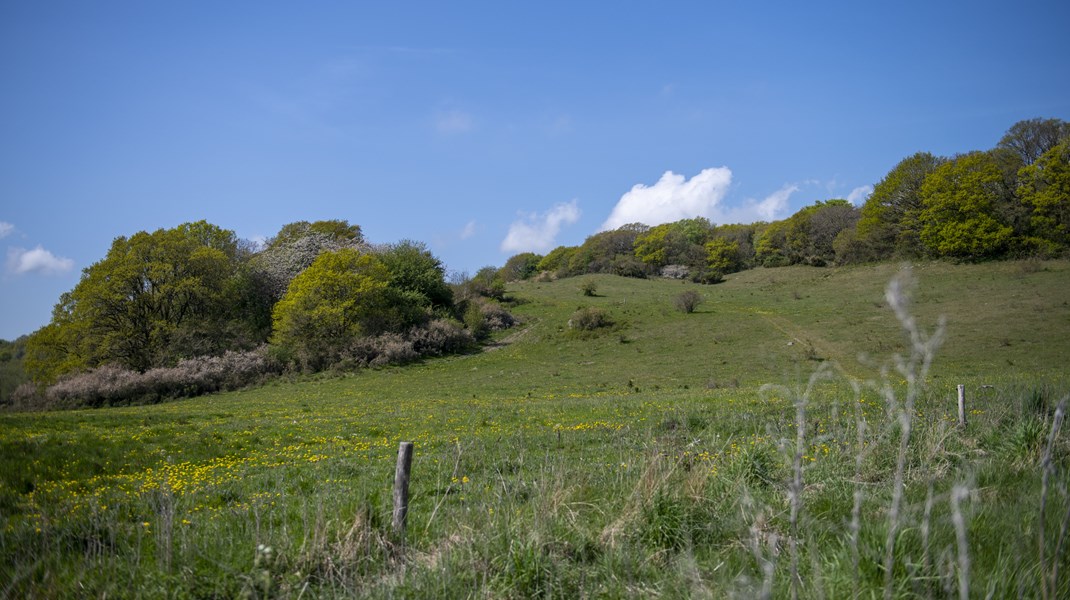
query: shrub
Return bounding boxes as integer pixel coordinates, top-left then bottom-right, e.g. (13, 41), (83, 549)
(660, 264), (690, 279)
(610, 254), (649, 278)
(342, 320), (475, 369)
(690, 269), (724, 285)
(580, 280), (598, 296)
(674, 290), (703, 313)
(568, 307), (613, 331)
(38, 347), (282, 409)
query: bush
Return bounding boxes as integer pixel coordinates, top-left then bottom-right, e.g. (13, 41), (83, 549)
(610, 254), (649, 278)
(690, 269), (724, 285)
(659, 264), (690, 279)
(462, 300), (517, 340)
(341, 320), (476, 369)
(674, 291), (703, 313)
(568, 307), (613, 331)
(38, 348), (282, 409)
(580, 280), (598, 296)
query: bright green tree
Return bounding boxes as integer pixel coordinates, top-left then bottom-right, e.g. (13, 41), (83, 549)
(633, 218), (712, 268)
(1017, 139), (1070, 250)
(26, 221), (251, 380)
(754, 220), (791, 267)
(705, 237), (743, 273)
(918, 152), (1016, 259)
(271, 249), (418, 371)
(536, 246), (578, 275)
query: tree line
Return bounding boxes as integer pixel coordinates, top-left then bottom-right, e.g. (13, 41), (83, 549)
(6, 220), (509, 408)
(496, 117), (1070, 284)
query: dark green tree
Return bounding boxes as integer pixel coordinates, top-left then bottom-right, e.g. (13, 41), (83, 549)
(856, 152), (946, 258)
(499, 252), (543, 282)
(378, 241), (454, 310)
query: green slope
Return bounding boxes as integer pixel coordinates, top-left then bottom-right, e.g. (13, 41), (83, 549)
(2, 260), (1069, 598)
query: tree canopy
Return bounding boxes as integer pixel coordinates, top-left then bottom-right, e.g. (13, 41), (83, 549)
(26, 221), (258, 381)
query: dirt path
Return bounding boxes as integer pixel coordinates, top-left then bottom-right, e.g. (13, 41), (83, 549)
(484, 320), (537, 351)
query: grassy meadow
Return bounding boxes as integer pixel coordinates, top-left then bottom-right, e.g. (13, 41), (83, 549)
(2, 260), (1070, 598)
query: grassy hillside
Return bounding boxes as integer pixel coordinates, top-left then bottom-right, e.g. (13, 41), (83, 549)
(2, 260), (1069, 597)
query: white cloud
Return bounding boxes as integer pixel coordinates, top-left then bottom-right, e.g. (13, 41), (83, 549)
(847, 185), (873, 205)
(435, 110), (473, 134)
(0, 221), (13, 239)
(459, 221), (477, 240)
(714, 183), (799, 224)
(600, 168), (733, 231)
(501, 201), (580, 253)
(6, 246), (75, 276)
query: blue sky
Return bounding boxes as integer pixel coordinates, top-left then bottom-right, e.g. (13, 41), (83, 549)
(2, 1), (1069, 340)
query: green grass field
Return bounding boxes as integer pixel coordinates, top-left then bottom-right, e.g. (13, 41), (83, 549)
(2, 260), (1070, 598)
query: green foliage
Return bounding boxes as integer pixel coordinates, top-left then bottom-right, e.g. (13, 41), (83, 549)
(705, 237), (743, 273)
(377, 240), (454, 310)
(857, 152), (946, 259)
(499, 252), (543, 282)
(1017, 140), (1070, 249)
(754, 220), (791, 267)
(569, 225), (647, 275)
(580, 280), (597, 296)
(918, 151), (1017, 260)
(633, 218), (712, 269)
(469, 266), (507, 300)
(26, 221), (258, 381)
(0, 338), (29, 406)
(759, 200), (861, 267)
(536, 246), (578, 275)
(271, 249), (420, 371)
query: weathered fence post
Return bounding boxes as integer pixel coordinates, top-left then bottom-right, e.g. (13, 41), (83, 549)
(392, 441), (414, 536)
(957, 384), (967, 428)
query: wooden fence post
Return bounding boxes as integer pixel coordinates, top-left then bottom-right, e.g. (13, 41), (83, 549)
(393, 442), (414, 536)
(957, 385), (967, 428)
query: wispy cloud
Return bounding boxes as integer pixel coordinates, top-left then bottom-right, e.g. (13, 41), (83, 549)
(847, 185), (873, 205)
(601, 168), (733, 231)
(435, 109), (474, 134)
(501, 201), (580, 253)
(716, 183), (799, 224)
(460, 221), (477, 240)
(0, 221), (13, 239)
(6, 246), (75, 276)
